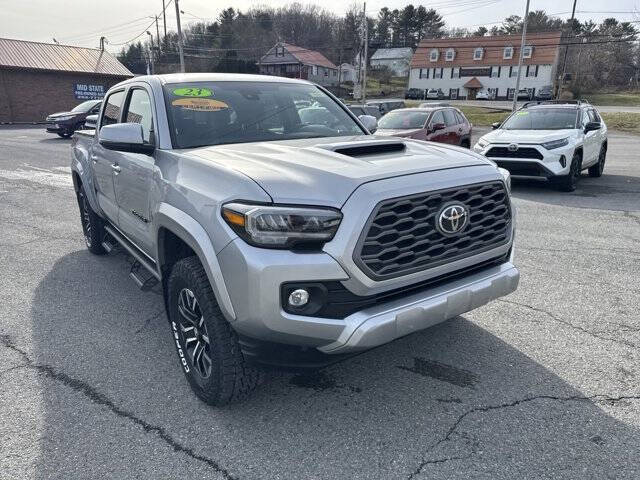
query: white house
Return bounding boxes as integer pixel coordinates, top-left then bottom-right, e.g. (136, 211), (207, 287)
(338, 63), (357, 83)
(370, 48), (413, 77)
(408, 32), (562, 100)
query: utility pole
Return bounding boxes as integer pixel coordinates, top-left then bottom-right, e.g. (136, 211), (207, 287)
(558, 0), (577, 98)
(146, 31), (155, 74)
(512, 0), (530, 111)
(174, 0), (185, 72)
(362, 2), (368, 103)
(162, 0), (167, 37)
(155, 15), (161, 50)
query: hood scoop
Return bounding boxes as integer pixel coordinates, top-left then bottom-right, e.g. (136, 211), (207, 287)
(318, 139), (407, 158)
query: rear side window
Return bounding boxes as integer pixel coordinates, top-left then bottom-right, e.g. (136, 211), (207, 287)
(350, 107), (364, 116)
(124, 89), (154, 144)
(443, 109), (457, 126)
(454, 110), (466, 124)
(101, 90), (125, 128)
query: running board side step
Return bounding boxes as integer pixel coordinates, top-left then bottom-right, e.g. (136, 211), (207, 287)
(103, 224), (161, 284)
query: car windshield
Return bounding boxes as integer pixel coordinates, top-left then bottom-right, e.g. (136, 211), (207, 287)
(71, 100), (100, 112)
(163, 81), (364, 148)
(500, 108), (578, 130)
(378, 111), (430, 129)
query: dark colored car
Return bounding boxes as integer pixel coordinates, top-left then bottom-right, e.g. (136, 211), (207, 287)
(365, 99), (406, 116)
(535, 85), (554, 101)
(375, 107), (472, 148)
(346, 104), (383, 119)
(405, 88), (425, 100)
(46, 99), (102, 138)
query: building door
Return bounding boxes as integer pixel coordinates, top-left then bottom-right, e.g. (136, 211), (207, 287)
(449, 88), (458, 99)
(467, 88), (479, 100)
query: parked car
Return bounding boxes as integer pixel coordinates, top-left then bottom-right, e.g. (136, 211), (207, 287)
(474, 100), (607, 191)
(71, 73), (517, 405)
(46, 99), (102, 138)
(476, 90), (495, 101)
(405, 88), (425, 100)
(426, 88), (445, 100)
(346, 104), (382, 119)
(516, 88), (532, 100)
(376, 107), (473, 148)
(365, 99), (406, 115)
(535, 85), (554, 101)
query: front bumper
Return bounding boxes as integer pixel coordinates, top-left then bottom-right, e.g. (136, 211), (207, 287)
(474, 143), (575, 177)
(218, 237), (518, 356)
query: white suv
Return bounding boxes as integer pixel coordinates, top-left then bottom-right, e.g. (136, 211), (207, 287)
(473, 101), (608, 191)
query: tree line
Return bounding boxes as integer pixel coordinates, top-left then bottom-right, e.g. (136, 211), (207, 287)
(116, 3), (639, 92)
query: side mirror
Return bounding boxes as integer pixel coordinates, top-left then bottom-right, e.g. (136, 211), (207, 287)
(491, 122), (501, 130)
(84, 114), (98, 129)
(99, 123), (154, 154)
(359, 114), (378, 133)
(584, 121), (601, 133)
(429, 122), (445, 133)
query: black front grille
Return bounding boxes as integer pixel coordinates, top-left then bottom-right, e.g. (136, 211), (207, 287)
(354, 181), (511, 280)
(486, 146), (543, 160)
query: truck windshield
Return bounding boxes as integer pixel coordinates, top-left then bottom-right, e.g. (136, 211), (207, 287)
(378, 111), (430, 129)
(501, 108), (578, 130)
(163, 81), (365, 148)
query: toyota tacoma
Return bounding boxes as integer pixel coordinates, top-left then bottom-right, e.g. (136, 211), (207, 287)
(71, 73), (519, 405)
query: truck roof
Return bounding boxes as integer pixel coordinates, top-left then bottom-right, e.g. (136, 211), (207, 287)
(117, 73), (313, 87)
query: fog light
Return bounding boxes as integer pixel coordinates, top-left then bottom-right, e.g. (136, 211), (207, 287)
(288, 289), (309, 307)
(559, 155), (566, 168)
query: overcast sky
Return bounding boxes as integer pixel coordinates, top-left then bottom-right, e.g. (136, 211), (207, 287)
(1, 0), (638, 54)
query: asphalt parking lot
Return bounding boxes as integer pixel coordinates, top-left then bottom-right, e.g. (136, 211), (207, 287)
(1, 126), (639, 479)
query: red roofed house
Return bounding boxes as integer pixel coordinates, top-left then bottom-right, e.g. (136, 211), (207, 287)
(258, 42), (339, 87)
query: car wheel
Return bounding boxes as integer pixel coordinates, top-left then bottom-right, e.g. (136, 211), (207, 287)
(553, 151), (582, 192)
(460, 139), (470, 148)
(588, 145), (606, 178)
(77, 187), (107, 254)
(58, 132), (72, 138)
(167, 256), (263, 406)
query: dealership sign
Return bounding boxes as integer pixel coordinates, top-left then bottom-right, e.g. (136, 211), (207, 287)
(459, 67), (492, 77)
(74, 83), (106, 100)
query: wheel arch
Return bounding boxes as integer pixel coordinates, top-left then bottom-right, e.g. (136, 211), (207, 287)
(155, 203), (236, 322)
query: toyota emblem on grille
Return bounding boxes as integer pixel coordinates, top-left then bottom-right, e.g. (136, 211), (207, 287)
(437, 204), (469, 235)
(507, 143), (519, 152)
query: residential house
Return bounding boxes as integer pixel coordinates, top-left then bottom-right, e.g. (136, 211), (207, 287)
(370, 48), (413, 77)
(258, 43), (339, 87)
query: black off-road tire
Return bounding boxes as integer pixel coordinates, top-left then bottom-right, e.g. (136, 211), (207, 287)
(77, 187), (107, 255)
(553, 151), (582, 192)
(460, 139), (470, 149)
(167, 256), (263, 406)
(588, 145), (607, 178)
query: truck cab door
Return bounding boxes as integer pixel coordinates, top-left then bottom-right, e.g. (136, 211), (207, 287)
(93, 89), (126, 224)
(112, 87), (157, 255)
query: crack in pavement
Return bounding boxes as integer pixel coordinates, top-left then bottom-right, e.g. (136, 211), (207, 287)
(0, 334), (238, 480)
(498, 299), (639, 349)
(408, 392), (640, 479)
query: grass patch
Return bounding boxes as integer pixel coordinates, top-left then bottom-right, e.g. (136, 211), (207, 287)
(584, 92), (640, 107)
(601, 112), (640, 135)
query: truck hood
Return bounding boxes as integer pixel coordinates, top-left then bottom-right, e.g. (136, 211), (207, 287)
(481, 129), (575, 144)
(375, 128), (422, 138)
(185, 136), (492, 208)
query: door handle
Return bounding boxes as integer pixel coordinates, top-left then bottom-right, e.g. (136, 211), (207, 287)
(111, 164), (121, 174)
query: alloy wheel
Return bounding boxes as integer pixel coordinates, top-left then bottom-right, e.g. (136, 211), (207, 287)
(80, 193), (92, 247)
(177, 288), (212, 379)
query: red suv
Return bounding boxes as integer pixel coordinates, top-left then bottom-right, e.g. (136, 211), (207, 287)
(375, 107), (472, 148)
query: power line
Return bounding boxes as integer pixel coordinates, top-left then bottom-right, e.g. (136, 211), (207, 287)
(110, 0), (175, 46)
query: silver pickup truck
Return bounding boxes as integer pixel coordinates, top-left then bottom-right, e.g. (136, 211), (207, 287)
(71, 73), (519, 405)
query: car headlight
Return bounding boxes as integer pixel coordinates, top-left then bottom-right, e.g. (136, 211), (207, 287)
(53, 116), (74, 122)
(222, 203), (342, 249)
(541, 137), (569, 150)
(477, 138), (489, 148)
(498, 167), (511, 193)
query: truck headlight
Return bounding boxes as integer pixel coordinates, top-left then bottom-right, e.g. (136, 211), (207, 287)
(473, 138), (489, 152)
(222, 203), (342, 249)
(498, 167), (511, 193)
(541, 137), (568, 150)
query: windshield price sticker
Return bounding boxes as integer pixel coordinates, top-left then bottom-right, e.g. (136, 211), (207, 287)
(172, 98), (229, 111)
(172, 87), (213, 97)
(515, 111), (529, 116)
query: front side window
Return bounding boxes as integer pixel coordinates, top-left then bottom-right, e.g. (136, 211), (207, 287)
(163, 81), (364, 149)
(429, 110), (445, 127)
(501, 108), (579, 130)
(378, 111), (431, 129)
(101, 90), (125, 128)
(443, 109), (458, 126)
(125, 89), (154, 144)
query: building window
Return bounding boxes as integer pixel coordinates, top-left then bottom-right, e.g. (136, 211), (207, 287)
(445, 48), (455, 61)
(503, 46), (514, 59)
(449, 88), (459, 99)
(419, 68), (429, 79)
(434, 67), (443, 79)
(491, 66), (500, 78)
(473, 47), (484, 60)
(430, 49), (439, 62)
(526, 65), (538, 77)
(509, 66), (519, 77)
(276, 46), (285, 57)
(488, 87), (498, 98)
(451, 67), (460, 79)
(507, 88), (515, 100)
(523, 45), (533, 58)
